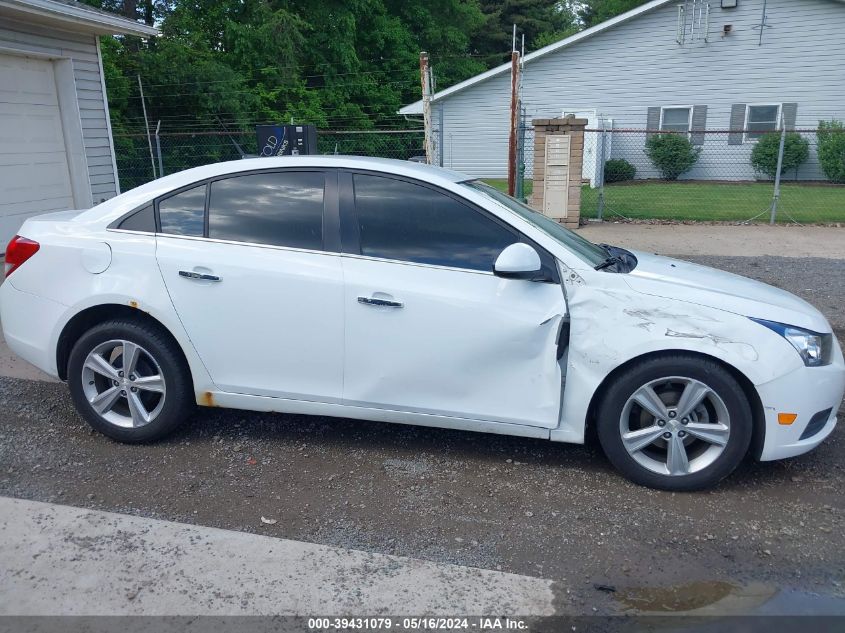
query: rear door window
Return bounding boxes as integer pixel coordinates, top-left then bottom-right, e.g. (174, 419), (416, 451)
(208, 171), (325, 250)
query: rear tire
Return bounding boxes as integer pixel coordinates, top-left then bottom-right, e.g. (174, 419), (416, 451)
(67, 319), (194, 443)
(597, 354), (752, 491)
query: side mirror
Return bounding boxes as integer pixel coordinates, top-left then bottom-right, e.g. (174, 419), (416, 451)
(494, 243), (543, 280)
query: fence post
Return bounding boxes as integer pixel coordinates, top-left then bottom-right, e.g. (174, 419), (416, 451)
(769, 111), (787, 224)
(515, 107), (526, 201)
(596, 123), (607, 221)
(154, 120), (164, 178)
(137, 75), (156, 180)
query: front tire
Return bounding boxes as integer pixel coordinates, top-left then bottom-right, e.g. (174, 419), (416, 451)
(67, 319), (194, 443)
(597, 354), (752, 491)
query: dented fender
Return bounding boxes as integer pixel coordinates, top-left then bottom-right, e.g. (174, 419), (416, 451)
(552, 274), (804, 444)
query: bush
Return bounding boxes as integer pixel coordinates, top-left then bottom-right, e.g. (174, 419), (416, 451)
(603, 159), (636, 183)
(644, 133), (701, 180)
(817, 120), (845, 183)
(750, 131), (809, 179)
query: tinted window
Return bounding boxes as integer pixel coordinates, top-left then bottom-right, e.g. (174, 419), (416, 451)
(463, 180), (607, 268)
(159, 184), (206, 236)
(118, 204), (155, 232)
(353, 174), (516, 271)
(208, 172), (324, 249)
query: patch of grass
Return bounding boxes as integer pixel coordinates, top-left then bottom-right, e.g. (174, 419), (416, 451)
(483, 178), (845, 223)
(581, 181), (845, 223)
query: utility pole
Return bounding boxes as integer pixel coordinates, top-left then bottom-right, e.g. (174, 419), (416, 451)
(507, 25), (521, 196)
(419, 52), (435, 165)
(137, 75), (156, 180)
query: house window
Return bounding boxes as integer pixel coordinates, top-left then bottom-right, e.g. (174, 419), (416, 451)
(660, 107), (692, 133)
(745, 104), (781, 141)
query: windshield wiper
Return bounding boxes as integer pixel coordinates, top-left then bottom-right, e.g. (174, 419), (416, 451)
(594, 256), (623, 271)
(594, 243), (638, 272)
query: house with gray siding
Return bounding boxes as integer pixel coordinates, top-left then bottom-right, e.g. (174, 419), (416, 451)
(0, 0), (158, 246)
(400, 0), (845, 182)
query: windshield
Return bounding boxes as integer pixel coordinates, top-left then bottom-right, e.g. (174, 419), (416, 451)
(462, 180), (608, 267)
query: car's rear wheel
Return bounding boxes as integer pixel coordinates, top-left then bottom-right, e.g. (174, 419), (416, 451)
(67, 319), (193, 442)
(597, 354), (752, 491)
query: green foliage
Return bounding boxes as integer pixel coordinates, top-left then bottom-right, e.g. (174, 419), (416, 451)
(817, 120), (845, 184)
(88, 0), (490, 137)
(644, 133), (701, 181)
(603, 159), (636, 183)
(750, 132), (809, 179)
(87, 0), (648, 189)
(474, 1), (578, 62)
(85, 0), (645, 140)
(577, 0), (651, 27)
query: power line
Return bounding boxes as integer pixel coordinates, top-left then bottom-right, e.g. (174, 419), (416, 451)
(131, 52), (502, 89)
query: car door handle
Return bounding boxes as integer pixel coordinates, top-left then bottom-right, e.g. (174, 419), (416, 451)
(179, 270), (221, 282)
(358, 296), (403, 308)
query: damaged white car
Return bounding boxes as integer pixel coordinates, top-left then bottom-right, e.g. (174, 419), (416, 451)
(2, 157), (843, 490)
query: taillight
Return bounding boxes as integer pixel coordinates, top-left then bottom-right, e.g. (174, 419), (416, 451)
(4, 236), (40, 278)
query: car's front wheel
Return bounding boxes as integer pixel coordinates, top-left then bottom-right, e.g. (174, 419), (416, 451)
(597, 354), (752, 491)
(67, 319), (194, 442)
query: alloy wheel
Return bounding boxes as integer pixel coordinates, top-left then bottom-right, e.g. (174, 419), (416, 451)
(81, 339), (167, 428)
(619, 376), (731, 476)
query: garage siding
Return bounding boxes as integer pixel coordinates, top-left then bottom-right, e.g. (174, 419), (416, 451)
(0, 17), (117, 202)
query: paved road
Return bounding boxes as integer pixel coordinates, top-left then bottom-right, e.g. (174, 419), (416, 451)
(0, 497), (556, 615)
(0, 254), (843, 615)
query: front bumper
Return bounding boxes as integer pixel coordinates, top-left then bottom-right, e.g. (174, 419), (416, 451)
(756, 336), (845, 461)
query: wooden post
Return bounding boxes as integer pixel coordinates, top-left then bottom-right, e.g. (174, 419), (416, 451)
(419, 52), (435, 164)
(507, 47), (521, 196)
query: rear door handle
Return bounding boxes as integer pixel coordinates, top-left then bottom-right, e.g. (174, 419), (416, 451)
(179, 270), (221, 282)
(358, 296), (403, 308)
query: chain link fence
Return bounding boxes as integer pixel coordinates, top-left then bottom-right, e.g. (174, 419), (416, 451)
(578, 128), (845, 224)
(114, 125), (845, 225)
(114, 129), (425, 191)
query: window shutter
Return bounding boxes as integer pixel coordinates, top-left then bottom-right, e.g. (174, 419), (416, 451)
(728, 104), (746, 145)
(646, 107), (661, 140)
(690, 105), (708, 145)
(782, 103), (798, 130)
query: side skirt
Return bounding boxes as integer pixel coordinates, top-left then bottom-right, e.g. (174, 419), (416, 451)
(197, 391), (552, 440)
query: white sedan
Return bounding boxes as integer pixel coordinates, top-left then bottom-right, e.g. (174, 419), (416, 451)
(1, 157), (842, 490)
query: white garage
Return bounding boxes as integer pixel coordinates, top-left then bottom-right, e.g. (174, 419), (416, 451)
(0, 55), (76, 242)
(0, 0), (158, 248)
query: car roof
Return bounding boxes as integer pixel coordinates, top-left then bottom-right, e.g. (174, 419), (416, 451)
(82, 156), (473, 224)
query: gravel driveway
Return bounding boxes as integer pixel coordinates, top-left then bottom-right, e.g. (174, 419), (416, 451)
(0, 254), (843, 615)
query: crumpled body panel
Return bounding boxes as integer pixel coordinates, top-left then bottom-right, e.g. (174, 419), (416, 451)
(343, 256), (567, 428)
(552, 273), (804, 443)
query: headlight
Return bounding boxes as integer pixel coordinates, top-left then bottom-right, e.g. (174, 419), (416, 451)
(750, 318), (831, 367)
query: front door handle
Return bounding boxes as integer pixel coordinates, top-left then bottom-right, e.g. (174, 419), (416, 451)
(358, 296), (403, 308)
(179, 270), (221, 282)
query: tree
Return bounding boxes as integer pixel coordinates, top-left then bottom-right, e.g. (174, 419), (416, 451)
(578, 0), (651, 27)
(472, 0), (578, 62)
(84, 0), (490, 136)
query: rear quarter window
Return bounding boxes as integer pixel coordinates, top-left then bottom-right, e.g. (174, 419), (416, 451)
(116, 204), (155, 232)
(158, 184), (207, 237)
